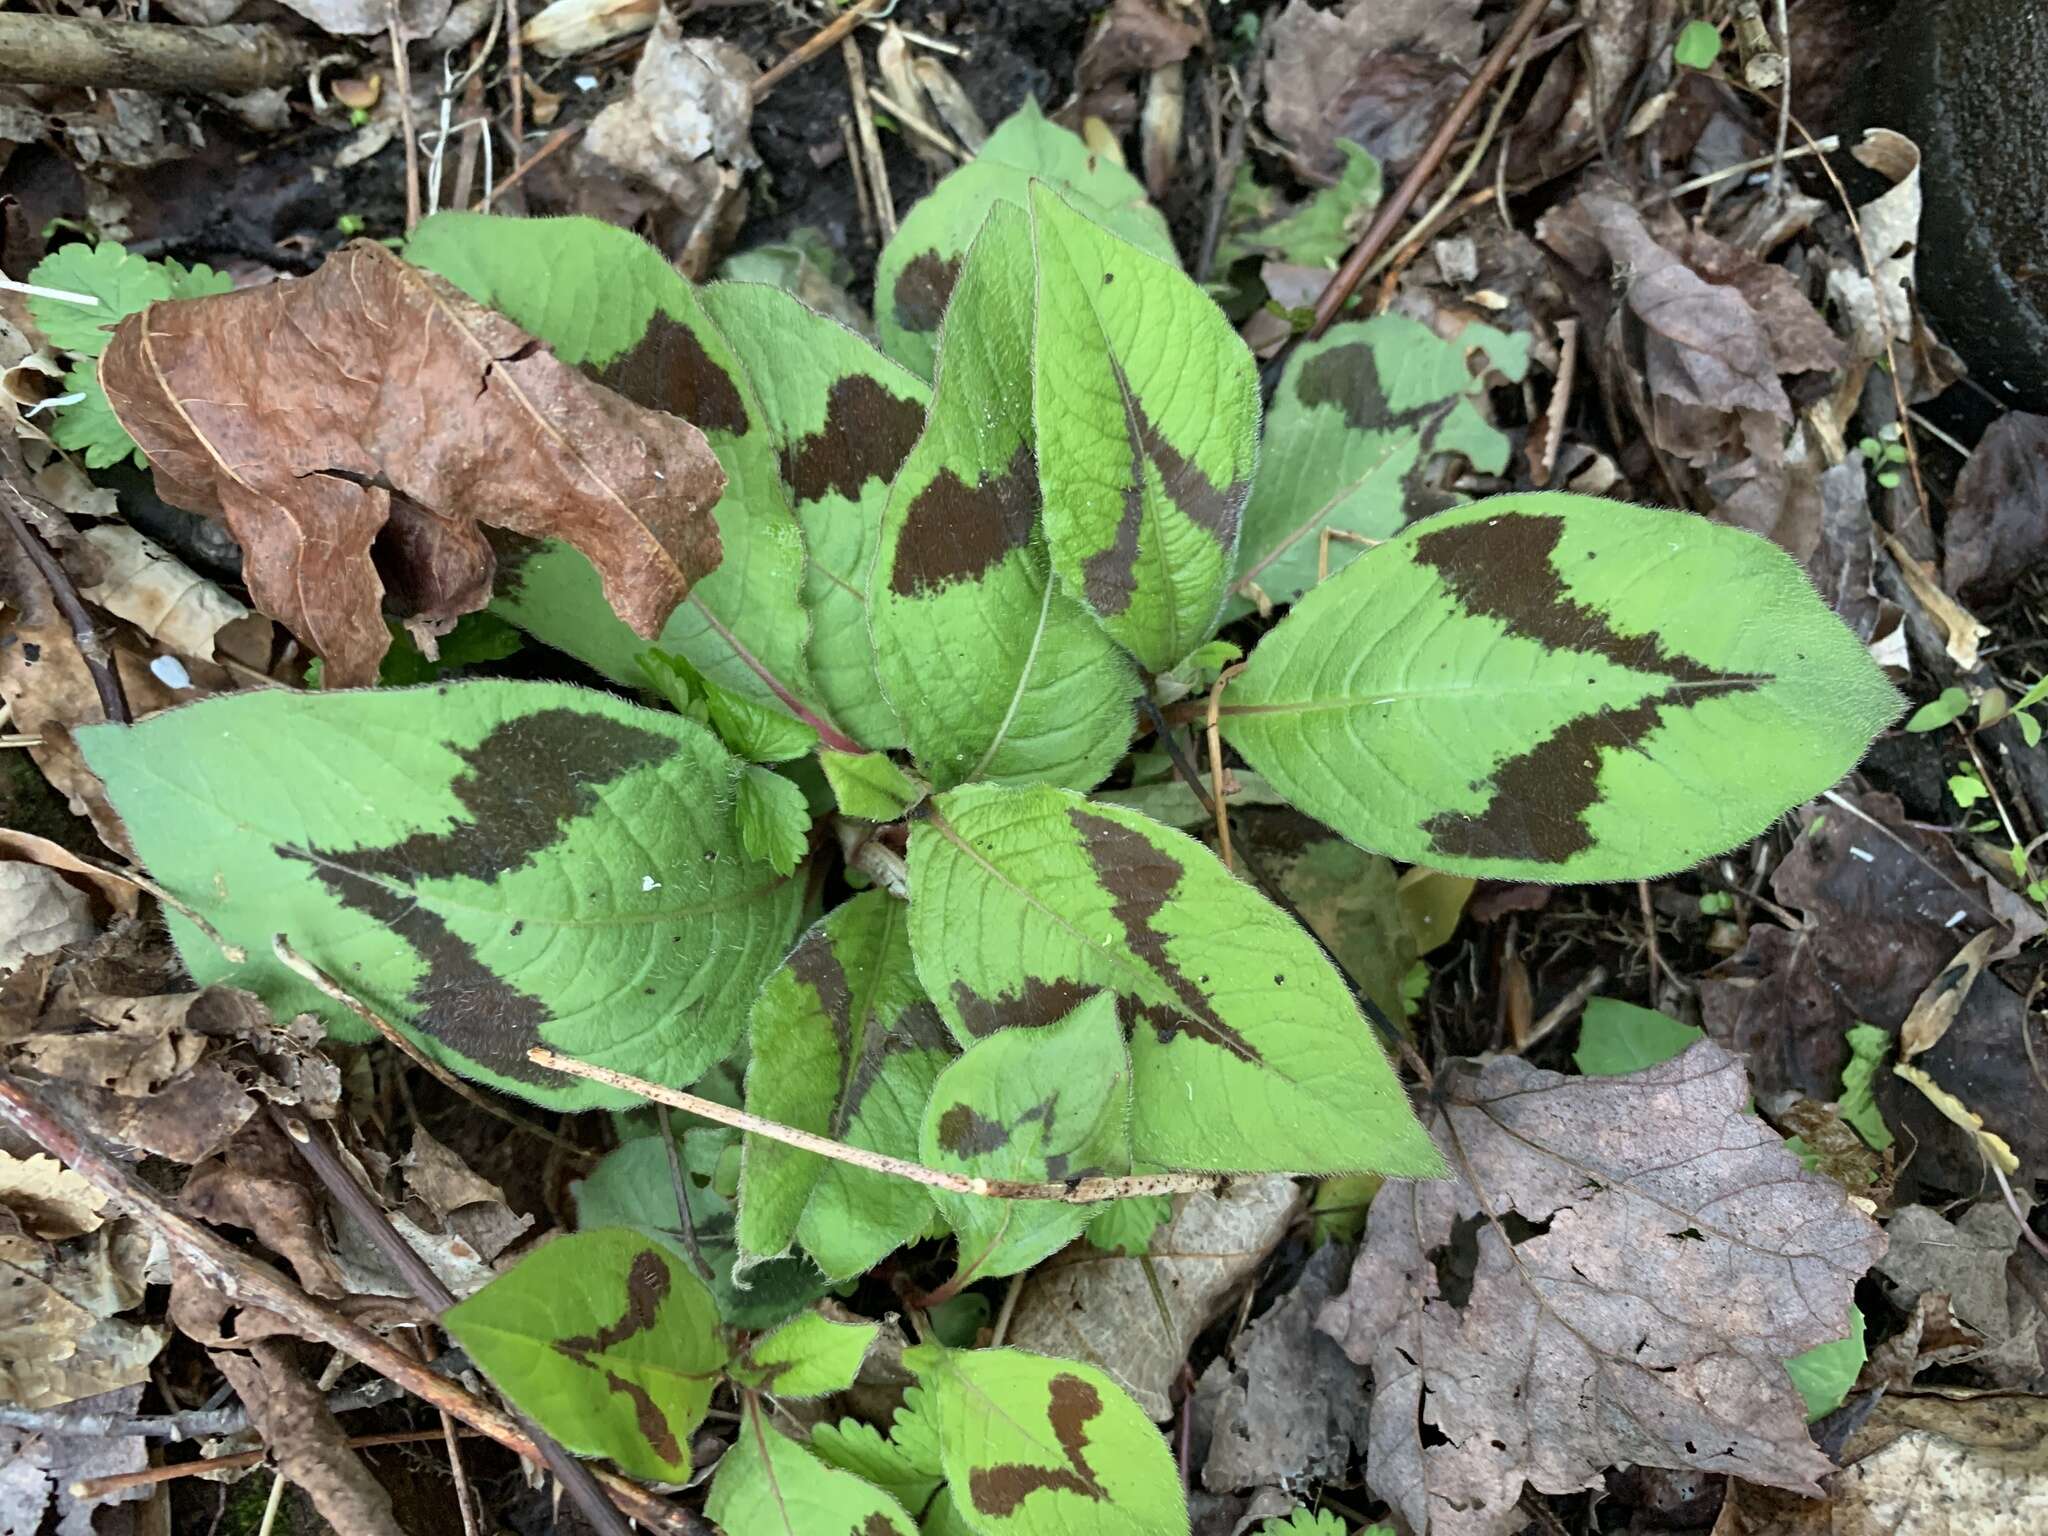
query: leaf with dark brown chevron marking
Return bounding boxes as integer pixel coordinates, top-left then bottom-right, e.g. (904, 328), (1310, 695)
(79, 682), (804, 1111)
(1222, 494), (1901, 882)
(871, 201), (1137, 794)
(706, 1399), (918, 1536)
(905, 1345), (1185, 1536)
(876, 99), (1178, 379)
(1232, 314), (1527, 615)
(443, 1230), (723, 1483)
(919, 992), (1131, 1286)
(738, 893), (954, 1280)
(906, 782), (1441, 1177)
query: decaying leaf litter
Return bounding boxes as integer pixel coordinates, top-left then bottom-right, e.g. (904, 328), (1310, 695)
(1, 3), (2046, 1535)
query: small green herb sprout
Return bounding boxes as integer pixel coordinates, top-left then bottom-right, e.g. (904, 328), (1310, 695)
(1674, 19), (1723, 71)
(1857, 424), (1909, 488)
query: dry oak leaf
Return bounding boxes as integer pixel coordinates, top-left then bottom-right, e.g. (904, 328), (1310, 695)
(100, 241), (725, 687)
(1318, 1043), (1885, 1536)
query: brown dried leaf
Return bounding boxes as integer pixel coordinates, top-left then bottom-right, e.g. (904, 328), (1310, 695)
(181, 1118), (347, 1301)
(212, 1340), (403, 1536)
(66, 524), (270, 664)
(1004, 1175), (1301, 1422)
(1319, 1044), (1885, 1536)
(0, 1151), (106, 1240)
(401, 1125), (531, 1264)
(1876, 1202), (2043, 1385)
(0, 864), (93, 972)
(0, 1385), (151, 1536)
(101, 241), (726, 686)
(0, 1227), (166, 1409)
(1942, 411), (2048, 604)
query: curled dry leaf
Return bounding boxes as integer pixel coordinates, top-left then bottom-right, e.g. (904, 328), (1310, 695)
(0, 1151), (107, 1240)
(68, 524), (268, 664)
(211, 1340), (403, 1536)
(521, 0), (659, 60)
(0, 865), (94, 973)
(1318, 1043), (1884, 1536)
(1942, 410), (2048, 604)
(100, 241), (726, 687)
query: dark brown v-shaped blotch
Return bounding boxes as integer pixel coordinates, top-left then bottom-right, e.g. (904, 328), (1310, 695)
(552, 1248), (685, 1466)
(968, 1373), (1111, 1517)
(593, 308), (751, 435)
(894, 251), (964, 334)
(1080, 357), (1243, 617)
(1413, 511), (1762, 863)
(778, 375), (927, 504)
(282, 709), (676, 1082)
(889, 442), (1039, 597)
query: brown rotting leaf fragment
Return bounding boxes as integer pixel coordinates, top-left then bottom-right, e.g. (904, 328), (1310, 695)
(99, 242), (727, 687)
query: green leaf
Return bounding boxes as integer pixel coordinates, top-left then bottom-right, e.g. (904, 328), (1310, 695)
(810, 1392), (945, 1515)
(727, 1311), (879, 1397)
(2012, 676), (2048, 715)
(739, 765), (813, 875)
(699, 281), (929, 745)
(1673, 19), (1722, 70)
(919, 1488), (983, 1536)
(907, 783), (1441, 1176)
(408, 212), (926, 748)
(27, 242), (232, 468)
(922, 992), (1132, 1285)
(1905, 686), (1971, 732)
(1031, 183), (1259, 673)
(1572, 997), (1706, 1077)
(1308, 1173), (1380, 1247)
(738, 893), (952, 1278)
(1221, 495), (1901, 882)
(642, 649), (819, 762)
(1785, 1305), (1865, 1421)
(1837, 1022), (1895, 1150)
(903, 1344), (1189, 1536)
(77, 681), (804, 1109)
(1232, 316), (1524, 615)
(441, 1229), (722, 1482)
(876, 100), (1178, 377)
(707, 1400), (917, 1536)
(1215, 140), (1381, 271)
(1948, 770), (1989, 808)
(821, 749), (927, 822)
(2019, 711), (2042, 748)
(870, 202), (1138, 793)
(1084, 1194), (1172, 1256)
(572, 1130), (829, 1329)
(1255, 1511), (1360, 1536)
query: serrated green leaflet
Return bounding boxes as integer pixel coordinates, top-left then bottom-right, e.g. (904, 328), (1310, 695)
(811, 1390), (944, 1515)
(29, 241), (231, 467)
(1232, 315), (1525, 616)
(1222, 494), (1901, 881)
(727, 1311), (878, 1397)
(737, 764), (812, 874)
(904, 1344), (1188, 1536)
(641, 648), (819, 762)
(699, 281), (926, 746)
(907, 784), (1441, 1175)
(876, 99), (1177, 377)
(572, 1131), (827, 1329)
(441, 1229), (722, 1482)
(872, 203), (1137, 793)
(708, 1400), (917, 1536)
(77, 682), (803, 1109)
(739, 893), (952, 1278)
(922, 992), (1132, 1286)
(1255, 1512), (1359, 1536)
(408, 212), (926, 748)
(1030, 184), (1260, 673)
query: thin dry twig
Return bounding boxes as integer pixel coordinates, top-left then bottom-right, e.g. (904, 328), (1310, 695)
(0, 474), (129, 725)
(840, 112), (876, 243)
(272, 936), (588, 1157)
(388, 4), (422, 234)
(500, 0), (525, 199)
(655, 1103), (717, 1286)
(1205, 663), (1248, 871)
(844, 36), (896, 240)
(0, 1074), (704, 1536)
(1310, 0), (1550, 336)
(751, 0), (888, 100)
(529, 1048), (1230, 1203)
(72, 1427), (486, 1500)
(1767, 0), (1793, 202)
(1530, 316), (1578, 486)
(1515, 965), (1610, 1056)
(473, 121), (580, 209)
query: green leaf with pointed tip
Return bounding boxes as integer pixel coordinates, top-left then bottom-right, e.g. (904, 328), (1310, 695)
(642, 648), (819, 762)
(903, 1344), (1188, 1536)
(1222, 494), (1902, 882)
(441, 1229), (722, 1482)
(1215, 140), (1381, 272)
(409, 212), (925, 748)
(1573, 998), (1706, 1077)
(572, 1131), (829, 1329)
(922, 993), (1132, 1285)
(1231, 315), (1525, 616)
(727, 1311), (879, 1397)
(821, 749), (927, 822)
(77, 681), (803, 1109)
(906, 783), (1441, 1176)
(876, 100), (1177, 377)
(810, 1393), (944, 1515)
(872, 202), (1138, 793)
(707, 1400), (917, 1536)
(699, 281), (927, 746)
(739, 893), (952, 1278)
(1031, 184), (1259, 672)
(1904, 686), (1970, 732)
(738, 764), (813, 875)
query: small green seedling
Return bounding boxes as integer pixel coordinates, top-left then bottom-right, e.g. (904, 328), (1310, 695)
(1857, 424), (1908, 488)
